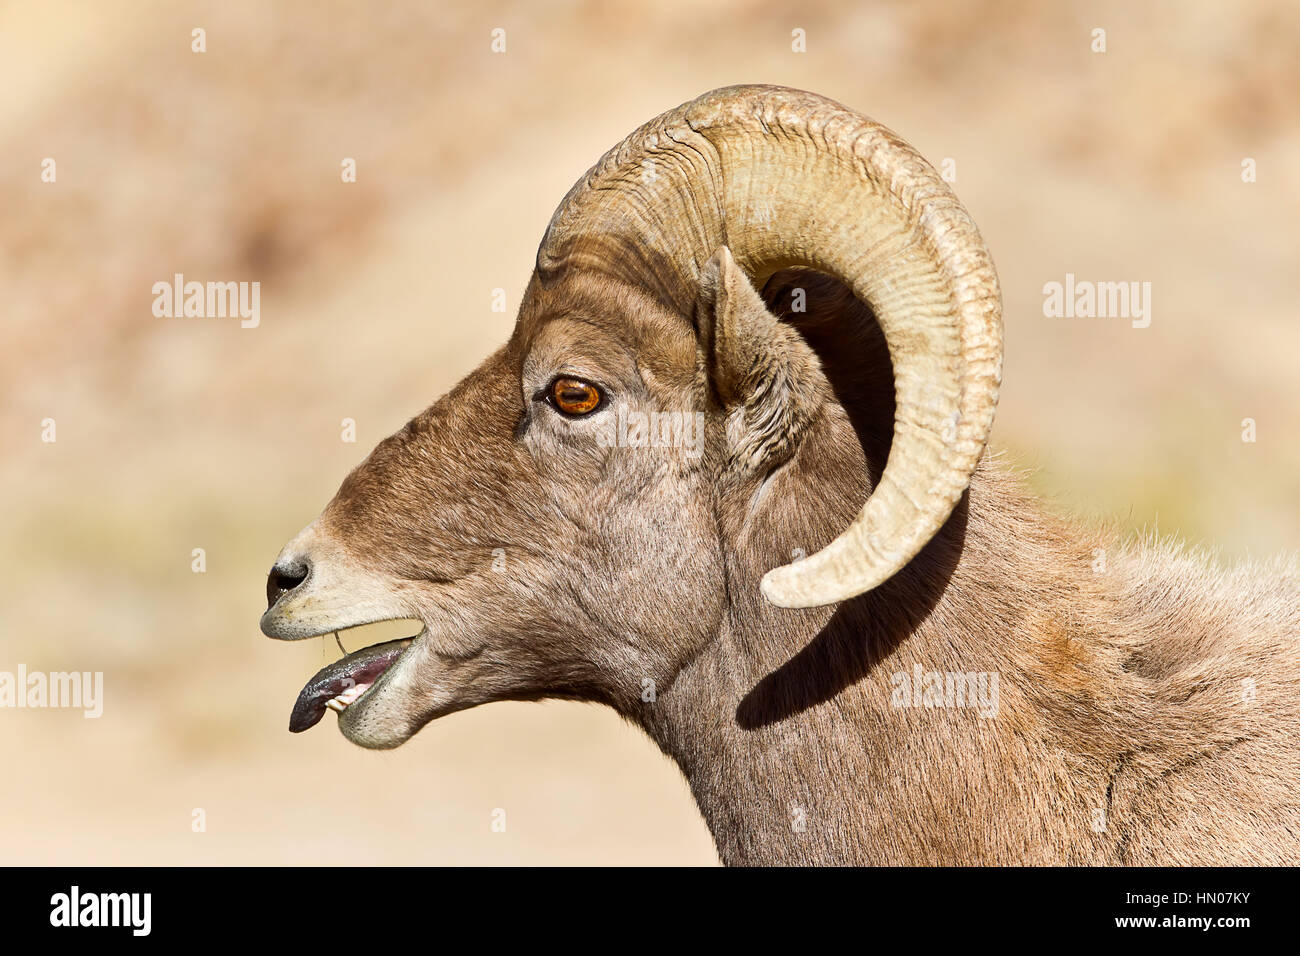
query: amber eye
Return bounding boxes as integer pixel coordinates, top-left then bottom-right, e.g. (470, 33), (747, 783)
(548, 377), (604, 416)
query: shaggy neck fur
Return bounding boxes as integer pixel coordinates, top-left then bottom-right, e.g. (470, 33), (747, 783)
(639, 445), (1298, 865)
(634, 290), (1299, 865)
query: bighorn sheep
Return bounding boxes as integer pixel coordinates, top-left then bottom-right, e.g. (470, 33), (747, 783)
(261, 85), (1300, 865)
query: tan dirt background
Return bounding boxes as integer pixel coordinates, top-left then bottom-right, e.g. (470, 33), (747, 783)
(1, 0), (1296, 864)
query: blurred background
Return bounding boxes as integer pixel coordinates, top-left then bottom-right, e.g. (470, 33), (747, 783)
(1, 0), (1296, 864)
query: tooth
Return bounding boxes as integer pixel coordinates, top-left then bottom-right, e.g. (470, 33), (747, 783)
(327, 699), (346, 713)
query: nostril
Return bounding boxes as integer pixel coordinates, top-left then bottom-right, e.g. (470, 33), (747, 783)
(266, 560), (310, 609)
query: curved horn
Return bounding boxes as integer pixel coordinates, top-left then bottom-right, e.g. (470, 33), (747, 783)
(537, 85), (1002, 609)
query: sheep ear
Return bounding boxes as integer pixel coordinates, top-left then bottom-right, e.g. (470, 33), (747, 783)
(697, 246), (822, 470)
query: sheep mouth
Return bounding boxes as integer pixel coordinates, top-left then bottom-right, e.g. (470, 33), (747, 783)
(288, 633), (419, 733)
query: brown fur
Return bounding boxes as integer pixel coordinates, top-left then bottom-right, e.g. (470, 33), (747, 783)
(306, 265), (1298, 865)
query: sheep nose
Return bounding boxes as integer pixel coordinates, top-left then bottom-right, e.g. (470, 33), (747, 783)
(266, 559), (310, 608)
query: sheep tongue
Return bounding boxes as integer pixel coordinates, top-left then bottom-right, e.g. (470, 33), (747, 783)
(288, 638), (412, 733)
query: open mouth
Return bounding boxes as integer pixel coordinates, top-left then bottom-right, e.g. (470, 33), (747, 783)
(288, 623), (423, 733)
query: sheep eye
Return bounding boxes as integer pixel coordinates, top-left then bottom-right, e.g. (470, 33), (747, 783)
(548, 377), (603, 416)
